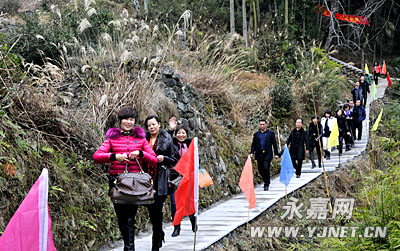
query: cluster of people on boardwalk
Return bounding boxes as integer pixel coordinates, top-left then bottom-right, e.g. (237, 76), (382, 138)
(93, 68), (375, 249)
(93, 107), (196, 251)
(250, 73), (369, 191)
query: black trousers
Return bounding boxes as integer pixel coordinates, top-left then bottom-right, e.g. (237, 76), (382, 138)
(310, 141), (322, 167)
(257, 157), (271, 187)
(363, 92), (368, 108)
(291, 158), (303, 176)
(355, 122), (363, 140)
(110, 176), (166, 250)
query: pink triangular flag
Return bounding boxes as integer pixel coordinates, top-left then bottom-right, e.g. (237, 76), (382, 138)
(0, 169), (57, 251)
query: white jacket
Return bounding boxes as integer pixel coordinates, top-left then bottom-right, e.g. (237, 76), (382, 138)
(321, 116), (336, 133)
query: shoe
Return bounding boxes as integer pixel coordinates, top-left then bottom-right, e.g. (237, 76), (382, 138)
(159, 231), (165, 248)
(345, 145), (351, 151)
(171, 225), (180, 237)
(264, 186), (269, 191)
(296, 175), (300, 178)
(311, 162), (316, 169)
(339, 153), (342, 156)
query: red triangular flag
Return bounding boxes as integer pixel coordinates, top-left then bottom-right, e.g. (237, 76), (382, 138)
(239, 156), (256, 209)
(388, 72), (392, 87)
(382, 61), (387, 75)
(172, 138), (199, 226)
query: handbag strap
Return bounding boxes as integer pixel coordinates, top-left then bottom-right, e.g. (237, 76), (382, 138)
(124, 158), (144, 174)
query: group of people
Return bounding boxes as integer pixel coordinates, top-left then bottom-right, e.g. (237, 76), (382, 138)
(93, 107), (196, 251)
(251, 73), (369, 191)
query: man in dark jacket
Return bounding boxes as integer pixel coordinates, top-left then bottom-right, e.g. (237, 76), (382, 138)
(286, 119), (309, 178)
(250, 119), (279, 191)
(352, 100), (366, 140)
(351, 81), (364, 106)
(308, 116), (323, 169)
(360, 75), (370, 107)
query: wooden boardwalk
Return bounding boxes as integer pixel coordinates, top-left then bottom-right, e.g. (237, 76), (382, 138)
(103, 68), (388, 251)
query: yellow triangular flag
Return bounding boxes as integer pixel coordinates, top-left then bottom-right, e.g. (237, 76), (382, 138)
(364, 63), (370, 75)
(371, 108), (383, 132)
(327, 119), (339, 148)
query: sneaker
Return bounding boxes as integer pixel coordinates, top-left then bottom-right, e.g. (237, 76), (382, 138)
(296, 175), (300, 178)
(264, 186), (269, 191)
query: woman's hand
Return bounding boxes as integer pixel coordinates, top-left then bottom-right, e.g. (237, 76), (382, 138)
(157, 155), (164, 162)
(116, 153), (128, 162)
(129, 150), (140, 160)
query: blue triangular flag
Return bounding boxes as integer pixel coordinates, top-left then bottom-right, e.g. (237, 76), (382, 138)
(279, 147), (294, 187)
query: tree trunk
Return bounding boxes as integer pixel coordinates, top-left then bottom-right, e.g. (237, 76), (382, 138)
(252, 0), (257, 36)
(256, 0), (260, 27)
(324, 0), (337, 51)
(243, 0), (248, 46)
(230, 0), (235, 34)
(144, 0), (149, 16)
(274, 0), (279, 30)
(284, 0), (289, 35)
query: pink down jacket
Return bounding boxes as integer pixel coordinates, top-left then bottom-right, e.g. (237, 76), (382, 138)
(93, 127), (157, 175)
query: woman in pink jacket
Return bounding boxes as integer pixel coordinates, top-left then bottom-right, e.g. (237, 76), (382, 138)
(93, 107), (157, 251)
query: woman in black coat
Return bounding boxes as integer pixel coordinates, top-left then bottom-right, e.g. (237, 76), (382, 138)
(336, 109), (351, 155)
(167, 121), (197, 237)
(285, 119), (309, 178)
(308, 115), (323, 169)
(145, 115), (179, 251)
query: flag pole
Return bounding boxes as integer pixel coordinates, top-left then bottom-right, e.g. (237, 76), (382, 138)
(277, 125), (282, 152)
(285, 185), (288, 200)
(193, 217), (197, 251)
(311, 85), (332, 213)
(246, 207), (250, 232)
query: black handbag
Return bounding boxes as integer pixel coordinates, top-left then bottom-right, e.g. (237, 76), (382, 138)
(109, 159), (155, 205)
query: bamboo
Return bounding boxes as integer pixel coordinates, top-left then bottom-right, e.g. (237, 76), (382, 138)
(311, 85), (332, 213)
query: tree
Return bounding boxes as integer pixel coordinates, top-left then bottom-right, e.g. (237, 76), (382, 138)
(243, 0), (248, 46)
(230, 0), (235, 34)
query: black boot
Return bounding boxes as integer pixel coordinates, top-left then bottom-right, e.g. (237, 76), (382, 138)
(346, 144), (351, 151)
(152, 230), (162, 251)
(159, 230), (165, 248)
(171, 225), (181, 237)
(318, 158), (322, 168)
(125, 218), (135, 251)
(189, 215), (198, 232)
(324, 150), (327, 159)
(326, 151), (330, 160)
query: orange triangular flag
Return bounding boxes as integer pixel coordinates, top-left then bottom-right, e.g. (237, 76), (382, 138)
(239, 156), (256, 209)
(382, 61), (387, 75)
(388, 72), (392, 87)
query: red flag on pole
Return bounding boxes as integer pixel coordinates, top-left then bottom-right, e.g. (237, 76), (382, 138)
(0, 169), (57, 251)
(239, 156), (256, 209)
(382, 61), (387, 75)
(388, 72), (392, 87)
(172, 137), (199, 226)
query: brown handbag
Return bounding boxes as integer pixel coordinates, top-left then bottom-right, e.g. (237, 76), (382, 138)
(109, 159), (155, 205)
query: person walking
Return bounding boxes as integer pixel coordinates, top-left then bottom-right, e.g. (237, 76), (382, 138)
(343, 104), (354, 149)
(351, 81), (364, 106)
(93, 107), (158, 251)
(145, 115), (179, 250)
(360, 75), (370, 107)
(250, 119), (279, 191)
(285, 119), (309, 178)
(336, 109), (351, 155)
(308, 115), (323, 169)
(321, 110), (336, 160)
(373, 61), (380, 86)
(168, 120), (197, 237)
(352, 100), (366, 141)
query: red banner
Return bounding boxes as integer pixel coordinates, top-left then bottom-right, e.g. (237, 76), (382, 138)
(335, 13), (369, 25)
(315, 5), (331, 17)
(315, 5), (369, 26)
